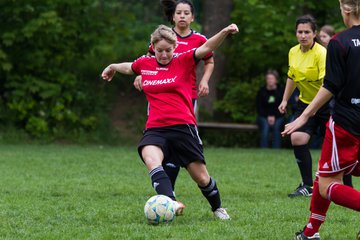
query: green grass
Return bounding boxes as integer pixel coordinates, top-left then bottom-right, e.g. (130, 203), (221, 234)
(0, 144), (358, 239)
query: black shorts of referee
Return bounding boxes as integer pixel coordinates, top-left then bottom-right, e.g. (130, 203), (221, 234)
(138, 124), (205, 168)
(293, 100), (330, 137)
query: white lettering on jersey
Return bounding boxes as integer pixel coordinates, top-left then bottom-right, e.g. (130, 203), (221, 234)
(156, 67), (169, 71)
(351, 98), (360, 104)
(177, 41), (189, 45)
(351, 39), (360, 47)
(141, 70), (158, 75)
(143, 76), (177, 86)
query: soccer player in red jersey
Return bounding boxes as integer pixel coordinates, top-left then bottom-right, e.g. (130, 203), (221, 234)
(133, 0), (215, 193)
(282, 0), (360, 238)
(102, 23), (238, 220)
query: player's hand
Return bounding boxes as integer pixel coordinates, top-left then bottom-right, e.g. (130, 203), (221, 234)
(101, 65), (116, 82)
(281, 115), (308, 137)
(278, 100), (287, 114)
(133, 75), (143, 91)
(198, 80), (209, 97)
(226, 24), (239, 35)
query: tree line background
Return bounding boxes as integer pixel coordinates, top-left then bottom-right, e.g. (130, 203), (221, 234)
(0, 0), (345, 144)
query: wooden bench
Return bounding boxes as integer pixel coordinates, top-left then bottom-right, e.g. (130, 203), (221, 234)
(197, 122), (258, 131)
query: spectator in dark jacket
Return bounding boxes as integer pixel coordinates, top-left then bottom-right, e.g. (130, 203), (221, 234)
(256, 70), (285, 148)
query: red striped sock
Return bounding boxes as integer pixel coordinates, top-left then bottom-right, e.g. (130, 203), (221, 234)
(327, 182), (360, 211)
(304, 177), (330, 237)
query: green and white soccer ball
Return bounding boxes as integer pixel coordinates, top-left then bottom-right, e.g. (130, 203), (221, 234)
(144, 195), (175, 225)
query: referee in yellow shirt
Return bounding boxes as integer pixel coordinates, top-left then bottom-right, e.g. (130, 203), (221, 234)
(279, 15), (329, 198)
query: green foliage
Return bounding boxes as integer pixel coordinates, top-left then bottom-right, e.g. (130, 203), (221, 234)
(0, 0), (162, 140)
(216, 76), (263, 122)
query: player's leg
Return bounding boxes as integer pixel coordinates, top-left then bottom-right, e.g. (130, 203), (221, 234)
(289, 131), (313, 197)
(318, 173), (360, 211)
(296, 119), (360, 239)
(186, 161), (230, 219)
(141, 145), (175, 200)
(296, 175), (332, 239)
(162, 161), (180, 190)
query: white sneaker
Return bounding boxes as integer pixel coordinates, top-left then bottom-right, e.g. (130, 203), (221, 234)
(213, 208), (230, 220)
(173, 200), (186, 216)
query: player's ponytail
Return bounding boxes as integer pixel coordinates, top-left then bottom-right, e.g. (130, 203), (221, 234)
(160, 0), (177, 23)
(356, 0), (360, 17)
(340, 0), (360, 18)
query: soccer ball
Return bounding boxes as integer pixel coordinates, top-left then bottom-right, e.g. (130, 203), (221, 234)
(144, 195), (175, 225)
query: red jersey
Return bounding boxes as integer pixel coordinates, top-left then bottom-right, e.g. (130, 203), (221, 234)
(132, 50), (197, 129)
(149, 29), (213, 99)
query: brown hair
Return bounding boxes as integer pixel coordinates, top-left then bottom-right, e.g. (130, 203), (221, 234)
(320, 25), (335, 37)
(150, 25), (177, 46)
(266, 69), (279, 81)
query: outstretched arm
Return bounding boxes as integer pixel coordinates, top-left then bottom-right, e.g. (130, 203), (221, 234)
(101, 63), (134, 82)
(281, 86), (333, 136)
(195, 24), (239, 60)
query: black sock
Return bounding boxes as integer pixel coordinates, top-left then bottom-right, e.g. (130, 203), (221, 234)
(149, 166), (175, 200)
(199, 177), (221, 212)
(162, 162), (180, 190)
(343, 174), (353, 187)
(293, 144), (313, 186)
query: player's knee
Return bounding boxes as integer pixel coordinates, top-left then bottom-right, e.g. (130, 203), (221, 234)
(318, 183), (328, 199)
(196, 174), (210, 187)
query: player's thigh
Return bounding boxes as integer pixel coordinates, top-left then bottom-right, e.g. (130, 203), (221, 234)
(141, 145), (164, 171)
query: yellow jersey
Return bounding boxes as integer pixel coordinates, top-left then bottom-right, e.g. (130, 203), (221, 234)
(287, 42), (326, 104)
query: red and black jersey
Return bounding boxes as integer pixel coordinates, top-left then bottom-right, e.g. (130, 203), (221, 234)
(131, 49), (197, 129)
(323, 25), (360, 135)
(149, 29), (213, 99)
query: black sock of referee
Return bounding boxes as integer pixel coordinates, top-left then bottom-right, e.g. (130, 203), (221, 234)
(294, 144), (313, 187)
(162, 162), (180, 190)
(149, 166), (175, 201)
(199, 177), (221, 212)
(343, 174), (353, 188)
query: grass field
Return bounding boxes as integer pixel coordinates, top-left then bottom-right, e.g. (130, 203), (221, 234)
(0, 144), (358, 239)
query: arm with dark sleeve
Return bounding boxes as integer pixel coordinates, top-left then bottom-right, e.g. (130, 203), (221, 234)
(322, 39), (346, 95)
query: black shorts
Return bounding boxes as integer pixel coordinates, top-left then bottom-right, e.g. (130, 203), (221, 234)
(294, 100), (330, 136)
(138, 124), (205, 167)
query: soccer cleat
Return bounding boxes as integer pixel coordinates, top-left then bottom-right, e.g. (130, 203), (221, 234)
(357, 230), (360, 240)
(288, 183), (313, 198)
(173, 200), (186, 216)
(213, 208), (230, 220)
(294, 230), (320, 240)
